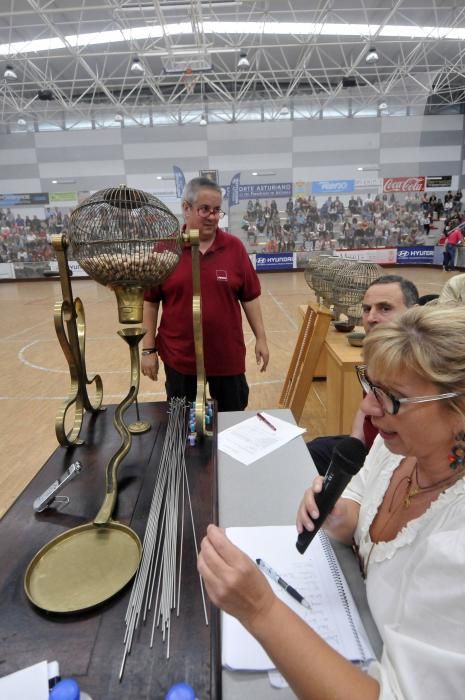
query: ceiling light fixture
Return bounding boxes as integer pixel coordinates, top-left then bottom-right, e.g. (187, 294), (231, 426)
(130, 57), (145, 73)
(378, 101), (388, 110)
(237, 51), (250, 69)
(365, 47), (379, 63)
(4, 65), (17, 80)
(114, 113), (123, 122)
(17, 117), (27, 126)
(199, 113), (207, 126)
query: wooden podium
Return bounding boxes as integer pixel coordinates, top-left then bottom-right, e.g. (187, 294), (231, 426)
(279, 303), (332, 422)
(0, 403), (220, 700)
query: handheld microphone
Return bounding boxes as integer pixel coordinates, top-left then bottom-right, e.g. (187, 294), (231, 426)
(296, 437), (368, 555)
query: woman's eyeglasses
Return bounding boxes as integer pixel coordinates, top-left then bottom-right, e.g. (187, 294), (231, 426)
(193, 205), (225, 219)
(355, 364), (463, 416)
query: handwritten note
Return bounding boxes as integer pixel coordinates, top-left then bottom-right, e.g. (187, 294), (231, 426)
(222, 526), (374, 670)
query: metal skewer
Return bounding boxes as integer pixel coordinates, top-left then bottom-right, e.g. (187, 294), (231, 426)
(119, 398), (208, 681)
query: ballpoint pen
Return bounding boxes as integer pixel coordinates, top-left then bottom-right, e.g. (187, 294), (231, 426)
(256, 412), (277, 431)
(256, 558), (311, 609)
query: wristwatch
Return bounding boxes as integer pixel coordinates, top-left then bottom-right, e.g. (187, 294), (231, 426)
(141, 348), (157, 356)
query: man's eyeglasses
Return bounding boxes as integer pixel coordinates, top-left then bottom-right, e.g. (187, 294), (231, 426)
(193, 205), (225, 219)
(355, 364), (463, 416)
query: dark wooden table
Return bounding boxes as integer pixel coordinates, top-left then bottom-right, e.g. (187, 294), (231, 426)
(0, 402), (220, 700)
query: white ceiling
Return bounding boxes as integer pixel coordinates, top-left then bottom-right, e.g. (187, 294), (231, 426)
(1, 0), (465, 131)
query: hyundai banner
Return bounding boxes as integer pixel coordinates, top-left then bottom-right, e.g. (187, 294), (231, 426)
(312, 179), (354, 194)
(255, 253), (295, 270)
(396, 246), (434, 264)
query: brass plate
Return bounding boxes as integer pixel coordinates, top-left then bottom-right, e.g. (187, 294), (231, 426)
(24, 522), (141, 613)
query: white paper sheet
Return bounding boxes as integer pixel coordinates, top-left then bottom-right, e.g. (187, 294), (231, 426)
(218, 412), (305, 465)
(0, 660), (49, 700)
(222, 526), (375, 671)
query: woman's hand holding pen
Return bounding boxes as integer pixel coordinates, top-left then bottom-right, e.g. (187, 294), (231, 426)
(197, 524), (276, 633)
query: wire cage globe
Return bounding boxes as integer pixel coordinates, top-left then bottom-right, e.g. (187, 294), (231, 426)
(303, 253), (323, 291)
(311, 255), (337, 306)
(319, 257), (352, 307)
(333, 260), (383, 323)
(67, 186), (182, 322)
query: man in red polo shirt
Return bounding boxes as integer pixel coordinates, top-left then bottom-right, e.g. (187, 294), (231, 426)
(141, 177), (269, 411)
(443, 226), (464, 271)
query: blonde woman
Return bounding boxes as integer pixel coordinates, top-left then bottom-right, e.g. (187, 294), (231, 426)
(199, 304), (465, 700)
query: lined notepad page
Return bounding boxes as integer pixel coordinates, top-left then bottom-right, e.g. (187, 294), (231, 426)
(222, 526), (374, 671)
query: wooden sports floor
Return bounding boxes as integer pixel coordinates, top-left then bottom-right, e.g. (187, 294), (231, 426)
(0, 266), (450, 519)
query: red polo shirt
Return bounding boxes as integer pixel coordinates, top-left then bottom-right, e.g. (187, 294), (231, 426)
(144, 228), (261, 375)
(447, 228), (463, 245)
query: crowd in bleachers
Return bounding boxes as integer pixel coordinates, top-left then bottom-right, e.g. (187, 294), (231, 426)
(0, 207), (69, 263)
(240, 190), (464, 253)
(0, 189), (464, 267)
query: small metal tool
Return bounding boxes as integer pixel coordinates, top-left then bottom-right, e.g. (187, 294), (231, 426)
(33, 461), (82, 512)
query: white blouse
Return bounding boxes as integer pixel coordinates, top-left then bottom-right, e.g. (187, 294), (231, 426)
(343, 435), (465, 700)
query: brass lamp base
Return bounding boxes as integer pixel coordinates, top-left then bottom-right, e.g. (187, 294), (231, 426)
(128, 420), (151, 434)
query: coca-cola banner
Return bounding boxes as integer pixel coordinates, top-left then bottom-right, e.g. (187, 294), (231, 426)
(383, 176), (425, 193)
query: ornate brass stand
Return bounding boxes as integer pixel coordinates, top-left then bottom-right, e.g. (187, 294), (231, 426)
(52, 234), (104, 447)
(24, 326), (146, 613)
(183, 229), (211, 438)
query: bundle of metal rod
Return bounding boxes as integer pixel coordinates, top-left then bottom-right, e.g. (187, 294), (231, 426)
(119, 398), (208, 680)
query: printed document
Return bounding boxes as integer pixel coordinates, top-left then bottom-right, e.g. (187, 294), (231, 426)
(218, 412), (305, 465)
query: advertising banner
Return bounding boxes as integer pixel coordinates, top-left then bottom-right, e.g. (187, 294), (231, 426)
(199, 169), (218, 184)
(0, 262), (15, 279)
(172, 166), (186, 198)
(49, 260), (89, 277)
(426, 175), (452, 189)
(334, 248), (398, 264)
(355, 176), (381, 190)
(312, 179), (354, 194)
(239, 182), (292, 199)
(255, 252), (295, 270)
(294, 181), (306, 199)
(49, 192), (78, 203)
(228, 172), (240, 207)
(222, 182), (292, 201)
(0, 192), (49, 206)
(433, 245), (445, 265)
(396, 246), (434, 264)
(383, 177), (425, 193)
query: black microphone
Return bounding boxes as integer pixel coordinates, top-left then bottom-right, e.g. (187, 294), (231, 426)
(296, 437), (368, 554)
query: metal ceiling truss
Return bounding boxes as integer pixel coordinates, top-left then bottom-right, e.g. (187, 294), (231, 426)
(0, 0), (464, 131)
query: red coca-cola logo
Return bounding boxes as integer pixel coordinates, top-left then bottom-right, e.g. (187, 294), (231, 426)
(383, 177), (426, 193)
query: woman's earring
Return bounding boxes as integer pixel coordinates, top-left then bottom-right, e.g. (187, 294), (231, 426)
(448, 431), (465, 470)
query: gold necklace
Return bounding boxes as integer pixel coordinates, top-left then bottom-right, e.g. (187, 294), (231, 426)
(357, 460), (463, 579)
(403, 462), (461, 509)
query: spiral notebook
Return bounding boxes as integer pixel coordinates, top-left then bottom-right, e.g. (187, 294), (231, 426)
(222, 526), (375, 670)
